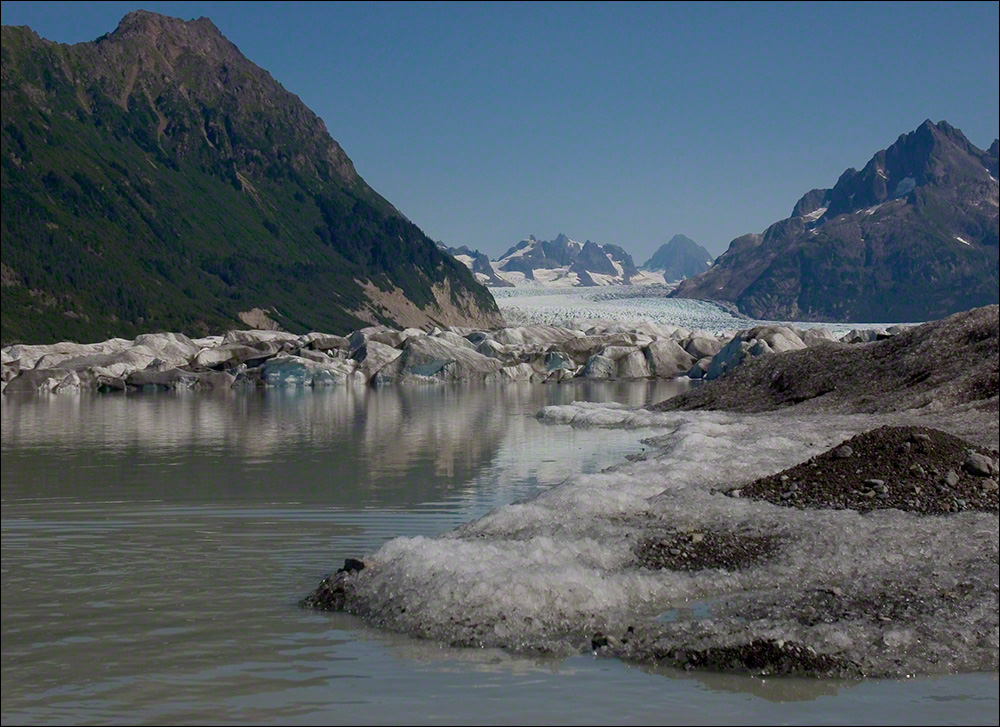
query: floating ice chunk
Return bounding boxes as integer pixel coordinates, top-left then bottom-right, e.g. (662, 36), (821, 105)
(800, 327), (838, 346)
(682, 335), (725, 360)
(222, 329), (300, 346)
(644, 339), (696, 377)
(399, 337), (503, 382)
(300, 332), (351, 352)
(499, 362), (535, 380)
(323, 408), (998, 676)
(2, 338), (133, 369)
(617, 349), (652, 378)
(132, 332), (201, 366)
(580, 354), (616, 379)
(4, 368), (78, 394)
(33, 347), (159, 379)
(432, 330), (477, 349)
(194, 344), (268, 369)
(704, 326), (806, 380)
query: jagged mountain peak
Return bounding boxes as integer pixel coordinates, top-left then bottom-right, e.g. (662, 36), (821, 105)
(112, 10), (222, 37)
(799, 120), (997, 222)
(641, 235), (713, 280)
(672, 120), (999, 322)
(100, 11), (248, 74)
(445, 233), (649, 288)
(667, 233), (698, 247)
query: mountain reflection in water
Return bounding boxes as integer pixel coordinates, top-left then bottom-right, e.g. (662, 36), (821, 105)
(1, 381), (690, 508)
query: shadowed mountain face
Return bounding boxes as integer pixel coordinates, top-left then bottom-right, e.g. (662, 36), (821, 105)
(672, 121), (999, 322)
(0, 11), (502, 344)
(642, 234), (713, 280)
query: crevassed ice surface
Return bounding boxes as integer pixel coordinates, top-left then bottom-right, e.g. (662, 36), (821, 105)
(342, 403), (998, 676)
(493, 287), (913, 334)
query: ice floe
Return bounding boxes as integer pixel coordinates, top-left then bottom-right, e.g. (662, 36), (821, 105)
(311, 405), (999, 677)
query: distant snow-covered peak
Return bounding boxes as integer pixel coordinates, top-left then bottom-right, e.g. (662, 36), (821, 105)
(473, 234), (648, 288)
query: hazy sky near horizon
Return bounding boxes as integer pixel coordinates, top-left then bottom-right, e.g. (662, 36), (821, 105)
(2, 1), (998, 260)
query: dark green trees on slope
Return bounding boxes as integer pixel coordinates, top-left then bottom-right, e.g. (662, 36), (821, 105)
(1, 11), (501, 345)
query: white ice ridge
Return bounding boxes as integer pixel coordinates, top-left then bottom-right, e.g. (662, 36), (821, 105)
(491, 287), (887, 336)
(537, 400), (683, 428)
(801, 206), (827, 222)
(339, 405), (999, 676)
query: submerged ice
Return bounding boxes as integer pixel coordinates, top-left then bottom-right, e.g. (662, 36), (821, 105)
(314, 404), (999, 677)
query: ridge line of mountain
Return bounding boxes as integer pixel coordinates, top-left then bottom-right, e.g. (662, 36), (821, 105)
(1, 11), (503, 345)
(441, 233), (715, 288)
(671, 119), (999, 322)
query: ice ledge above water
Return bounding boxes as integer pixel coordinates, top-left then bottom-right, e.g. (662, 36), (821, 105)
(303, 407), (999, 678)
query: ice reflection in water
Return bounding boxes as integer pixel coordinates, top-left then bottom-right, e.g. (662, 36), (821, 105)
(2, 382), (996, 725)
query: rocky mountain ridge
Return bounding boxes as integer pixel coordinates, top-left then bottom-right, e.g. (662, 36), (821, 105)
(445, 234), (664, 287)
(671, 120), (999, 322)
(437, 244), (513, 287)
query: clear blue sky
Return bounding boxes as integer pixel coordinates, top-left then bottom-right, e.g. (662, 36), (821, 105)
(2, 1), (998, 261)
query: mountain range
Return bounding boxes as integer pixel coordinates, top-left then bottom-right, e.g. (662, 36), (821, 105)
(3, 14), (994, 338)
(0, 11), (502, 345)
(672, 120), (999, 322)
(443, 234), (677, 287)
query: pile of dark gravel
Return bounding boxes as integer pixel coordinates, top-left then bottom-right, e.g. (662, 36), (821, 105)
(734, 425), (999, 514)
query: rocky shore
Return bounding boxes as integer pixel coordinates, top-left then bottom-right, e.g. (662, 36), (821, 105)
(656, 306), (998, 416)
(2, 318), (912, 395)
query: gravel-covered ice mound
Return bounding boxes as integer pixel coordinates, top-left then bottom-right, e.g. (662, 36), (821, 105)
(736, 425), (999, 515)
(657, 305), (999, 416)
(304, 406), (999, 677)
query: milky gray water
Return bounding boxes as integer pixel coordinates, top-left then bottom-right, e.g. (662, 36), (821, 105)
(2, 384), (996, 725)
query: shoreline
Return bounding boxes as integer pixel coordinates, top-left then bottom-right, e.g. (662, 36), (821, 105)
(304, 405), (999, 678)
(301, 305), (999, 678)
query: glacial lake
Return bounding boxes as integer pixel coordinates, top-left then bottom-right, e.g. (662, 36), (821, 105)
(2, 383), (997, 725)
